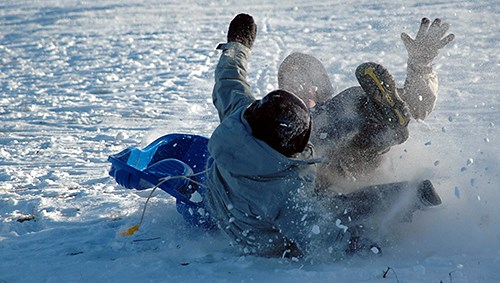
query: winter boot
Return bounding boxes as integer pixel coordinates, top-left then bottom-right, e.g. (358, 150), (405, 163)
(355, 62), (411, 127)
(417, 179), (442, 208)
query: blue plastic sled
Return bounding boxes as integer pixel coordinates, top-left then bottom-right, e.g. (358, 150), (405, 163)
(108, 133), (216, 229)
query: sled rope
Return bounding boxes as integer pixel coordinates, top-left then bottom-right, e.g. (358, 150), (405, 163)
(159, 169), (208, 189)
(121, 169), (209, 236)
(120, 180), (164, 236)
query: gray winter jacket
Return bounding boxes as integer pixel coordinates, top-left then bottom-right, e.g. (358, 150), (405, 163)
(205, 42), (345, 257)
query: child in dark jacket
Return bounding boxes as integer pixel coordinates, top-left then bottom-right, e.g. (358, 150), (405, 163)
(278, 18), (454, 191)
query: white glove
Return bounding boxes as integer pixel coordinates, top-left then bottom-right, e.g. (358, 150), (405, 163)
(401, 18), (455, 71)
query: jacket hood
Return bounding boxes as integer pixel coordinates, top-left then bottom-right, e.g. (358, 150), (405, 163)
(208, 107), (317, 176)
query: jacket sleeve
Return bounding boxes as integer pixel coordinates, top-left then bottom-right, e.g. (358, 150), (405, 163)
(400, 63), (439, 121)
(212, 42), (256, 122)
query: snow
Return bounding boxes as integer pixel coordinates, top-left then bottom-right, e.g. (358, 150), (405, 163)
(1, 0), (499, 282)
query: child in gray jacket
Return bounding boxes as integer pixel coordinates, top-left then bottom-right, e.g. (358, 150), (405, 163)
(205, 14), (339, 258)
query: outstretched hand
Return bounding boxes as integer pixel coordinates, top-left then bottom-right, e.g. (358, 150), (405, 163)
(401, 18), (455, 67)
(227, 13), (257, 49)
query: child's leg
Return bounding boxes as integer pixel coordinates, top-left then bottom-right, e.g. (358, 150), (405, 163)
(324, 180), (441, 225)
(313, 88), (405, 189)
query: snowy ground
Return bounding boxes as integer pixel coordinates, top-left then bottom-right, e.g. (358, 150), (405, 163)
(1, 0), (499, 282)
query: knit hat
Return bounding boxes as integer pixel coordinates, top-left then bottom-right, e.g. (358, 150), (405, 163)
(244, 90), (312, 156)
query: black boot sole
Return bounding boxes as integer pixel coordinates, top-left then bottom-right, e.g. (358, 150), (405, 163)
(355, 62), (410, 127)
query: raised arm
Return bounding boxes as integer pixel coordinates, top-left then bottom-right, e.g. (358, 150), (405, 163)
(400, 18), (455, 120)
(212, 14), (257, 121)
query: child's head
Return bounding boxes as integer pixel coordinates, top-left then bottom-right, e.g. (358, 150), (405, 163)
(278, 52), (334, 108)
(244, 89), (312, 157)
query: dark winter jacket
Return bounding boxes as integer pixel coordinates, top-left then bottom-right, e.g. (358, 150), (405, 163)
(310, 65), (437, 190)
(205, 42), (346, 257)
